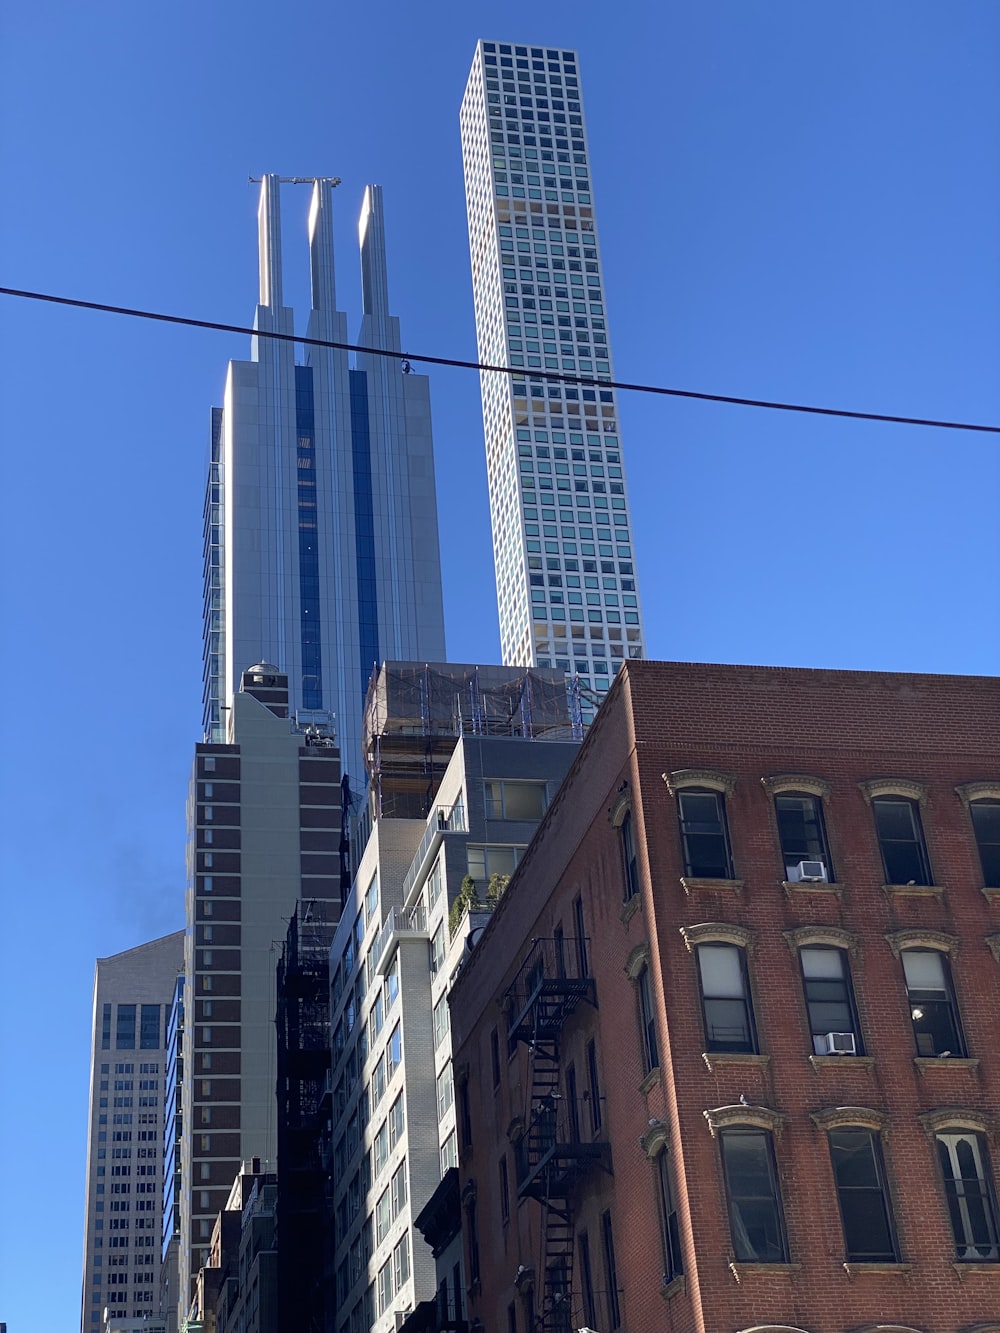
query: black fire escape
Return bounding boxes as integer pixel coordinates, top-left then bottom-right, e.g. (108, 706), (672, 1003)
(276, 904), (336, 1333)
(504, 938), (610, 1333)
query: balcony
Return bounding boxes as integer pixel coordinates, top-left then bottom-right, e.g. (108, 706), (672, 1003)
(504, 937), (595, 1042)
(373, 903), (429, 976)
(516, 1092), (611, 1200)
(401, 802), (468, 902)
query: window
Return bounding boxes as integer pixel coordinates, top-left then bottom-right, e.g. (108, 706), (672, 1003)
(484, 780), (547, 820)
(102, 1004), (112, 1050)
(719, 1129), (788, 1262)
(436, 1063), (455, 1118)
(499, 1155), (510, 1223)
(393, 1233), (410, 1289)
(600, 1210), (620, 1328)
(116, 1006), (136, 1050)
(775, 792), (833, 880)
(430, 923), (445, 974)
(386, 954), (399, 1007)
(574, 895), (588, 977)
(636, 965), (659, 1073)
(970, 800), (1000, 887)
(139, 1006), (160, 1050)
(656, 1152), (683, 1283)
(491, 1029), (502, 1088)
(586, 1039), (602, 1132)
(677, 789), (733, 879)
(901, 949), (966, 1056)
(466, 1196), (481, 1285)
(578, 1231), (596, 1326)
(829, 1128), (898, 1261)
(387, 1024), (402, 1076)
(433, 996), (450, 1049)
(697, 944), (757, 1053)
(872, 796), (931, 885)
(620, 810), (639, 899)
(799, 947), (862, 1055)
(936, 1131), (1000, 1261)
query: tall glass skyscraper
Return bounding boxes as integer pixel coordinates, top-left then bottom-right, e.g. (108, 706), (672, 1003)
(203, 176), (447, 781)
(460, 43), (646, 698)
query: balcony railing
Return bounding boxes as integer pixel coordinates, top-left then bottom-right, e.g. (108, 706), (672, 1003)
(504, 937), (595, 1042)
(515, 1092), (610, 1200)
(372, 902), (429, 976)
(401, 802), (467, 900)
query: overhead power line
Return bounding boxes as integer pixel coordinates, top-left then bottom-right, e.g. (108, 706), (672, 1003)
(2, 284), (997, 435)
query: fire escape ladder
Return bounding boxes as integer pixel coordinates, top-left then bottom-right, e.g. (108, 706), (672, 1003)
(538, 1198), (575, 1333)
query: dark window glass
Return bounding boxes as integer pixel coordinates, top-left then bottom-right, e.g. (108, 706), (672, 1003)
(677, 788), (733, 879)
(775, 792), (833, 880)
(620, 811), (639, 899)
(800, 947), (862, 1055)
(578, 1231), (596, 1326)
(872, 796), (931, 885)
(459, 1080), (473, 1150)
(937, 1132), (1000, 1262)
(116, 1006), (136, 1050)
(657, 1152), (684, 1284)
(970, 800), (1000, 888)
(719, 1129), (788, 1263)
(139, 1006), (160, 1051)
(829, 1128), (898, 1261)
(574, 895), (588, 977)
(637, 965), (659, 1073)
(466, 1200), (480, 1284)
(101, 1004), (112, 1050)
(586, 1039), (602, 1133)
(499, 1155), (510, 1224)
(490, 1029), (501, 1089)
(600, 1211), (620, 1328)
(902, 950), (966, 1056)
(566, 1063), (580, 1141)
(697, 944), (757, 1053)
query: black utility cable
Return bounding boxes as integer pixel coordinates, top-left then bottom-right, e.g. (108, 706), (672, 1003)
(2, 285), (997, 435)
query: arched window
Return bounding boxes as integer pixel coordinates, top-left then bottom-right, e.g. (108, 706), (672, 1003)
(936, 1130), (1000, 1262)
(970, 799), (1000, 888)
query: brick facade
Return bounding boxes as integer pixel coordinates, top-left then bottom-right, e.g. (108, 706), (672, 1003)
(449, 661), (1000, 1333)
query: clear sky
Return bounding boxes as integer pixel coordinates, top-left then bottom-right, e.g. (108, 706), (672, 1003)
(1, 3), (998, 1328)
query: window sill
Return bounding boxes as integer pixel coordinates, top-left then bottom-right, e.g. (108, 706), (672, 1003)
(842, 1262), (911, 1279)
(620, 894), (641, 925)
(638, 1067), (661, 1095)
(882, 882), (946, 899)
(982, 886), (1000, 904)
(914, 1056), (980, 1075)
(680, 877), (744, 896)
(728, 1261), (800, 1284)
(808, 1054), (875, 1072)
(702, 1052), (770, 1072)
(783, 878), (844, 898)
(659, 1274), (686, 1301)
(952, 1260), (1000, 1278)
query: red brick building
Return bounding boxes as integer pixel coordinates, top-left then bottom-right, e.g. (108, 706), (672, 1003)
(449, 661), (1000, 1333)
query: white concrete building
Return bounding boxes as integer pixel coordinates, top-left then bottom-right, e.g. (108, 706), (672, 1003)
(327, 728), (578, 1333)
(80, 932), (184, 1333)
(460, 42), (646, 699)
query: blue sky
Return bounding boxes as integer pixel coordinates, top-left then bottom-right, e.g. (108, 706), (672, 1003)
(1, 3), (998, 1328)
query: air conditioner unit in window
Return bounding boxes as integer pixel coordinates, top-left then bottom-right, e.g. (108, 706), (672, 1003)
(823, 1031), (857, 1056)
(795, 860), (828, 882)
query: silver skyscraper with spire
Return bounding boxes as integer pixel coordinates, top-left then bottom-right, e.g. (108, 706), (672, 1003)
(202, 176), (446, 781)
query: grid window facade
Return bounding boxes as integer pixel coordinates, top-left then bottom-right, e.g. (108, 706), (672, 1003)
(461, 41), (646, 691)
